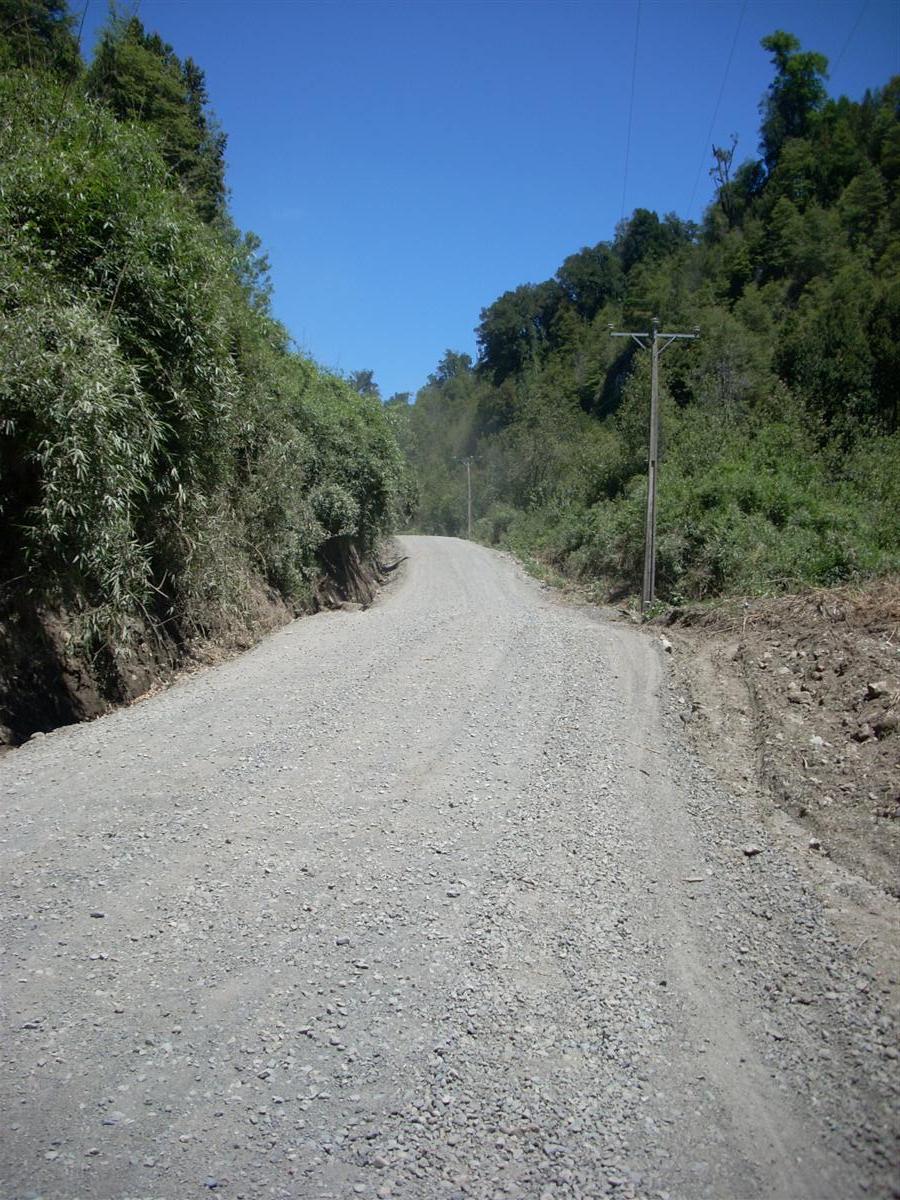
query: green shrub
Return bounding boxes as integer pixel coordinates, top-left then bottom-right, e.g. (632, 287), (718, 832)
(0, 71), (404, 649)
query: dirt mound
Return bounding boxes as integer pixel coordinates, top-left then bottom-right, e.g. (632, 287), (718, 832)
(662, 580), (900, 898)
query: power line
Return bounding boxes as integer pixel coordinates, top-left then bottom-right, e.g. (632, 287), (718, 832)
(687, 0), (747, 220)
(74, 0), (89, 54)
(620, 0), (641, 224)
(51, 1), (89, 133)
(831, 0), (870, 78)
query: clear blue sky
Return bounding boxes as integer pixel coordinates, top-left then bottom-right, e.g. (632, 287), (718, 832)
(81, 0), (900, 399)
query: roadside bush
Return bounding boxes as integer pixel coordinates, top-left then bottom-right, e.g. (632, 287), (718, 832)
(0, 299), (160, 638)
(0, 71), (404, 652)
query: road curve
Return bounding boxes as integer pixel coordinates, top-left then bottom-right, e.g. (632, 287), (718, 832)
(1, 536), (896, 1200)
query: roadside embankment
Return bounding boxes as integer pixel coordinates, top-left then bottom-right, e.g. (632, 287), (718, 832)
(0, 539), (393, 748)
(657, 579), (899, 900)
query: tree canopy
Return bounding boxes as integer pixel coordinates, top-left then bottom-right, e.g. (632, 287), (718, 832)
(86, 15), (227, 222)
(0, 0), (79, 79)
(401, 32), (900, 602)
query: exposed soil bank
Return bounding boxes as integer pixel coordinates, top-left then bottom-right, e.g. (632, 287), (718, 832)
(0, 537), (392, 747)
(657, 580), (899, 901)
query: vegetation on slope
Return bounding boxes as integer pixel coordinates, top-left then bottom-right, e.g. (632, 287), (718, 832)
(0, 2), (408, 737)
(397, 33), (899, 603)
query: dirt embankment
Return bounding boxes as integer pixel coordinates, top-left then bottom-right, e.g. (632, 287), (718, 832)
(659, 580), (900, 900)
(0, 537), (396, 748)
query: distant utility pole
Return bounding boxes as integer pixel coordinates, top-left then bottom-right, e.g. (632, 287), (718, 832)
(463, 457), (473, 539)
(609, 317), (699, 615)
(455, 456), (474, 539)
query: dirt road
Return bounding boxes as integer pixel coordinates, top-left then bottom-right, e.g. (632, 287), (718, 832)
(2, 536), (897, 1200)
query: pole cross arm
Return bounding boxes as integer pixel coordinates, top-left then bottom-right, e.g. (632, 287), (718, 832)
(657, 331), (700, 356)
(609, 331), (651, 350)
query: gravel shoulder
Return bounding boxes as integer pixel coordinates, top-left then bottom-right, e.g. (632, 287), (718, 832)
(2, 536), (897, 1200)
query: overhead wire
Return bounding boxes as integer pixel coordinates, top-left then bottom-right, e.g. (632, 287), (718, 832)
(51, 1), (89, 132)
(686, 0), (747, 220)
(831, 0), (870, 78)
(620, 0), (641, 225)
(74, 0), (89, 54)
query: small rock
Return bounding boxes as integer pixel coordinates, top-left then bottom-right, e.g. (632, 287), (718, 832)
(89, 911), (105, 919)
(446, 888), (461, 898)
(866, 681), (889, 699)
(808, 837), (821, 850)
(873, 713), (898, 737)
(659, 636), (673, 653)
(742, 844), (762, 857)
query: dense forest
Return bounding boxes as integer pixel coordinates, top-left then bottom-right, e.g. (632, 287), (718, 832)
(396, 32), (899, 604)
(0, 1), (409, 737)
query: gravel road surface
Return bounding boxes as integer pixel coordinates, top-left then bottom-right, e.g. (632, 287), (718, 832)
(2, 536), (897, 1200)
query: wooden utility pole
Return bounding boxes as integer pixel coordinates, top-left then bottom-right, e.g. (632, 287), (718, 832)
(464, 457), (473, 539)
(456, 457), (474, 539)
(609, 318), (699, 615)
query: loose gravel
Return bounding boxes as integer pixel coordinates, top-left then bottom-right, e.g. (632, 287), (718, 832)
(1, 536), (897, 1200)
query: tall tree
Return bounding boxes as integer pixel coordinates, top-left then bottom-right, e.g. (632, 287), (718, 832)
(347, 369), (380, 398)
(0, 0), (80, 79)
(476, 282), (563, 384)
(86, 15), (226, 222)
(759, 31), (828, 171)
(556, 244), (623, 320)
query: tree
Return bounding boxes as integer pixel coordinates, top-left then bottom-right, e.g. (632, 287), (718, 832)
(616, 209), (694, 274)
(347, 369), (380, 397)
(837, 163), (888, 248)
(227, 228), (274, 315)
(556, 243), (623, 320)
(427, 350), (472, 386)
(710, 135), (739, 225)
(86, 15), (226, 222)
(0, 0), (80, 79)
(759, 31), (828, 171)
(476, 281), (563, 384)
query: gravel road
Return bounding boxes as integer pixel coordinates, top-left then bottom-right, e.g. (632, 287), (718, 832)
(2, 536), (897, 1200)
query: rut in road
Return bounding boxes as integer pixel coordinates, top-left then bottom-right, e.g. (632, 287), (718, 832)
(2, 536), (897, 1200)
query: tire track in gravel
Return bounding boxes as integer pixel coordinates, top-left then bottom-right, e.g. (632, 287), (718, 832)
(2, 536), (896, 1200)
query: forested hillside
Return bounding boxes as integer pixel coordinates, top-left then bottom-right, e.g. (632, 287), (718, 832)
(0, 1), (409, 740)
(397, 32), (899, 604)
